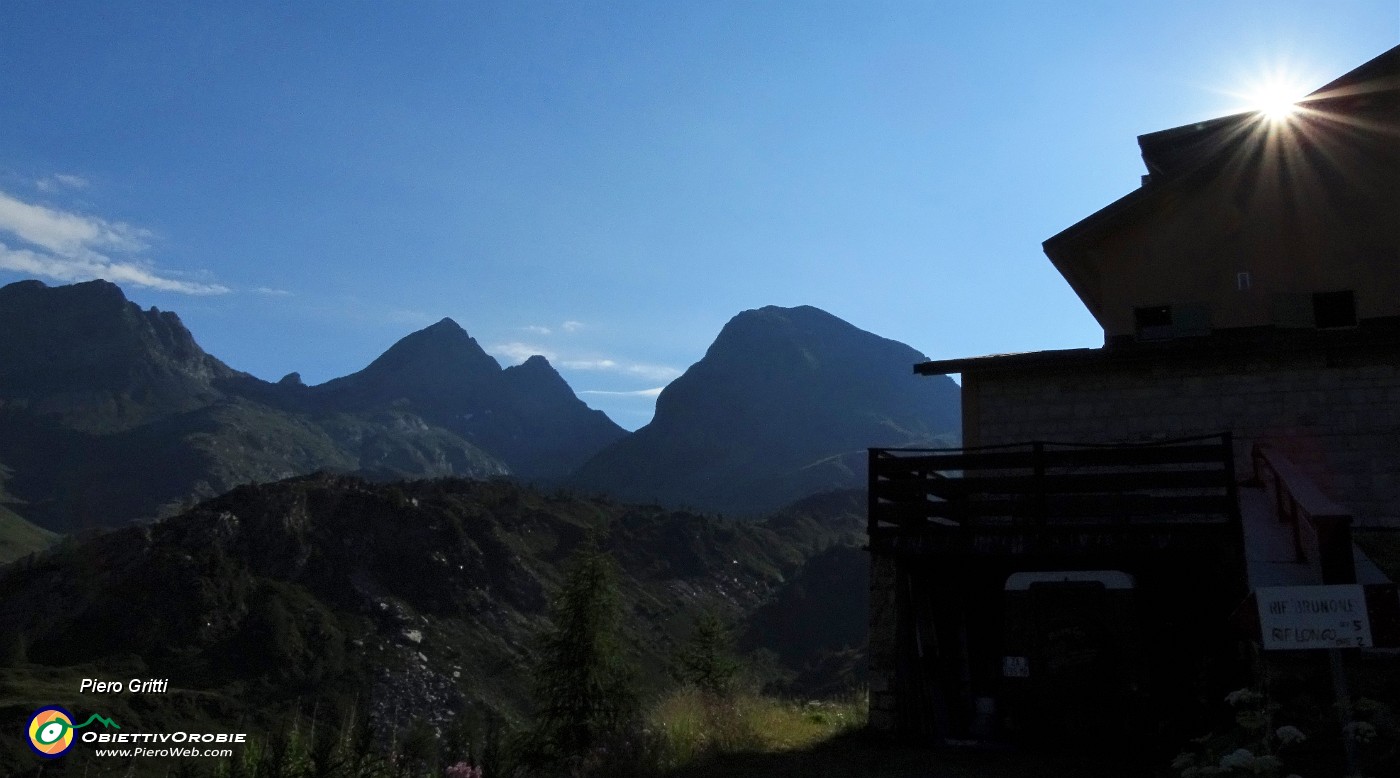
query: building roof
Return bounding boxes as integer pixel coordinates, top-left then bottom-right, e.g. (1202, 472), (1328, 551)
(1040, 44), (1400, 328)
(913, 319), (1400, 375)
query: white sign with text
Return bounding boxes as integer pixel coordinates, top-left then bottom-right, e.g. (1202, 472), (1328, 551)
(1256, 585), (1372, 650)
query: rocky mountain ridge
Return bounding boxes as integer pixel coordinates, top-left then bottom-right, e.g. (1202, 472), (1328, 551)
(0, 279), (620, 533)
(569, 304), (960, 514)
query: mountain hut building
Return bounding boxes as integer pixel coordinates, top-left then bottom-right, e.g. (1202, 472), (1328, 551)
(866, 45), (1400, 746)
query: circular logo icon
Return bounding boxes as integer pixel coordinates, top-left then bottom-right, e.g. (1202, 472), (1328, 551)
(28, 706), (75, 758)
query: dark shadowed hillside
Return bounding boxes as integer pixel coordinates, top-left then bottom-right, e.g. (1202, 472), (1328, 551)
(569, 305), (959, 515)
(0, 280), (622, 532)
(0, 475), (864, 776)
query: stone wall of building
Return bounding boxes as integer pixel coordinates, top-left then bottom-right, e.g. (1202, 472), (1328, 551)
(867, 551), (898, 733)
(963, 347), (1400, 526)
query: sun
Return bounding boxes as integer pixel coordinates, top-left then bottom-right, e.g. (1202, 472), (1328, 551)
(1249, 82), (1303, 120)
(1240, 72), (1312, 121)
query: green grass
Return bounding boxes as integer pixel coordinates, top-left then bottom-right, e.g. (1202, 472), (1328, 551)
(0, 504), (58, 565)
(655, 726), (1171, 778)
(649, 687), (865, 769)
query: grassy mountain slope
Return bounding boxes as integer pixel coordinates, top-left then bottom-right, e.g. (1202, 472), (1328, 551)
(0, 504), (56, 565)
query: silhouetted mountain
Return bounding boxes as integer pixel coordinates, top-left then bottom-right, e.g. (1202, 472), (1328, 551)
(0, 279), (236, 430)
(0, 280), (619, 532)
(0, 475), (863, 775)
(569, 305), (960, 514)
(315, 317), (503, 411)
(315, 321), (626, 479)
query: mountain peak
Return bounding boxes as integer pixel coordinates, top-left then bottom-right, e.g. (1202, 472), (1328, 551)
(0, 278), (234, 428)
(426, 316), (464, 332)
(570, 304), (959, 515)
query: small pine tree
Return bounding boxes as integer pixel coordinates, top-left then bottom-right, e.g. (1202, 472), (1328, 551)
(673, 610), (741, 695)
(529, 539), (638, 761)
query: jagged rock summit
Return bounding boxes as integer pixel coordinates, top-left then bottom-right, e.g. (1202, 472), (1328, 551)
(0, 279), (237, 429)
(569, 304), (960, 515)
(315, 318), (626, 480)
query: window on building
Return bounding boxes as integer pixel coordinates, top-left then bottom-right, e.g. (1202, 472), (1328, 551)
(1312, 290), (1357, 329)
(1134, 304), (1210, 340)
(1134, 305), (1172, 334)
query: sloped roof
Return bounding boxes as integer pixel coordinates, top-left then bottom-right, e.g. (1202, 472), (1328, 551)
(1039, 44), (1400, 326)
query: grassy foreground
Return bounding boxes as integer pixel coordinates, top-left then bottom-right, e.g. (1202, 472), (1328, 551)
(646, 688), (1166, 778)
(648, 688), (866, 770)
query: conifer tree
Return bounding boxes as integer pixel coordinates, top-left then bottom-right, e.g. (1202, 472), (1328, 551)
(529, 539), (637, 760)
(674, 610), (741, 695)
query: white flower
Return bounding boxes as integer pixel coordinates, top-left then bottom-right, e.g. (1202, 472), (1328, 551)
(1275, 724), (1307, 744)
(1343, 720), (1376, 744)
(1219, 748), (1255, 769)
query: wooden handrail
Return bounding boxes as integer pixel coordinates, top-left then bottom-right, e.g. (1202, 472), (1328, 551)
(1251, 443), (1355, 584)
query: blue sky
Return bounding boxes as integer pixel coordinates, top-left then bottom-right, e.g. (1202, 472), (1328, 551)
(0, 3), (1395, 429)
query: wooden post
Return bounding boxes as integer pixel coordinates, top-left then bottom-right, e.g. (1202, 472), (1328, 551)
(1329, 649), (1359, 777)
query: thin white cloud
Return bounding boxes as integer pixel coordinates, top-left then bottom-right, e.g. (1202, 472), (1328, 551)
(489, 342), (557, 363)
(522, 325), (552, 335)
(562, 320), (584, 333)
(562, 358), (617, 370)
(579, 387), (665, 397)
(489, 342), (681, 382)
(0, 242), (228, 295)
(0, 188), (227, 295)
(0, 190), (148, 256)
(254, 286), (293, 296)
(561, 359), (682, 382)
(35, 173), (91, 193)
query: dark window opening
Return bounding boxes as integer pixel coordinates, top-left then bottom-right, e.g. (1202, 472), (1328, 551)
(1312, 291), (1356, 329)
(1134, 305), (1172, 330)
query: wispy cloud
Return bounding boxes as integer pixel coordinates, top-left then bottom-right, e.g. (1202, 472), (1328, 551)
(579, 387), (665, 397)
(488, 342), (682, 382)
(0, 242), (228, 295)
(36, 174), (90, 193)
(561, 359), (682, 382)
(519, 320), (583, 336)
(490, 342), (556, 363)
(0, 188), (228, 295)
(254, 286), (293, 296)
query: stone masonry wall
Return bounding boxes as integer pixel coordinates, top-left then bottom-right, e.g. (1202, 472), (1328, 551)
(866, 552), (899, 733)
(966, 350), (1400, 527)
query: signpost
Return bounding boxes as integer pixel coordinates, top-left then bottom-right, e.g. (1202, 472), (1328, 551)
(1250, 584), (1398, 777)
(1255, 584), (1372, 650)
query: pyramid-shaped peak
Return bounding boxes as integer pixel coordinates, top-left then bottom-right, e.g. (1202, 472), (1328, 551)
(425, 316), (465, 332)
(367, 318), (499, 374)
